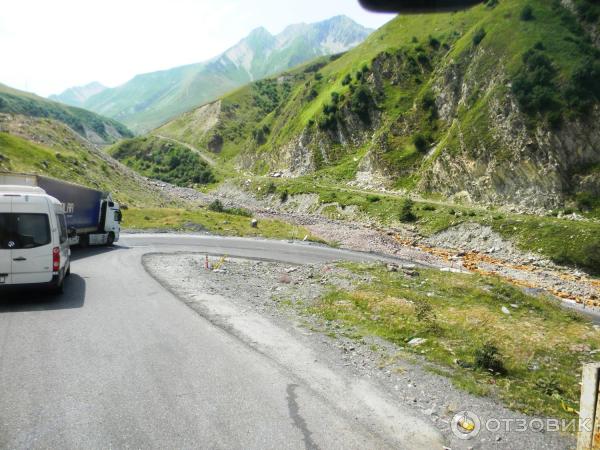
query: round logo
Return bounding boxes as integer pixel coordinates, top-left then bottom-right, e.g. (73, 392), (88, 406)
(7, 241), (15, 248)
(451, 410), (481, 440)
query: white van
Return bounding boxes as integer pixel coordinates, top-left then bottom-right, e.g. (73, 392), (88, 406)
(0, 185), (71, 294)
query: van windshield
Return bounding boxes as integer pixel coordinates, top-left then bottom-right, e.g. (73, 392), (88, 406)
(0, 213), (51, 249)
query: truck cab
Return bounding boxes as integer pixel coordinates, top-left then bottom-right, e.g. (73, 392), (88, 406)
(90, 196), (121, 246)
(0, 186), (71, 293)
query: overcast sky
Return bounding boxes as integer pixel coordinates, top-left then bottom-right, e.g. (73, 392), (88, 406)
(0, 0), (395, 97)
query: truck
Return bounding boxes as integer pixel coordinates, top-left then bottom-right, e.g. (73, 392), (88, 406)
(0, 173), (122, 246)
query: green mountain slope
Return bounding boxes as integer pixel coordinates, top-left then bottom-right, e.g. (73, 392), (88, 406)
(0, 84), (132, 145)
(58, 16), (372, 133)
(0, 83), (132, 145)
(157, 0), (600, 214)
(107, 136), (215, 187)
(0, 113), (174, 207)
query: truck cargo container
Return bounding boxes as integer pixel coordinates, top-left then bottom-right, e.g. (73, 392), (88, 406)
(0, 173), (121, 246)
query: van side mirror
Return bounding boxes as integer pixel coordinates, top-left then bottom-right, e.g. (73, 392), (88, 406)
(68, 228), (77, 238)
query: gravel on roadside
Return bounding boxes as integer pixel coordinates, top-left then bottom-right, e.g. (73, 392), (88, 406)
(145, 253), (576, 450)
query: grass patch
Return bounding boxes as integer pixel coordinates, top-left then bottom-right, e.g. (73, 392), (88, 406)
(488, 215), (600, 275)
(123, 207), (321, 241)
(309, 262), (600, 420)
(247, 176), (600, 275)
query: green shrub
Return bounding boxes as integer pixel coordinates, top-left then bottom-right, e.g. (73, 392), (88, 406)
(280, 190), (289, 203)
(414, 300), (439, 332)
(472, 28), (486, 46)
(413, 133), (429, 152)
(304, 62), (327, 73)
(520, 5), (534, 21)
(422, 204), (436, 211)
(421, 91), (438, 120)
(225, 207), (252, 217)
(252, 128), (267, 145)
(208, 199), (224, 212)
(566, 60), (600, 113)
(474, 342), (506, 375)
(512, 48), (561, 117)
(583, 243), (600, 273)
(323, 102), (338, 115)
(253, 79), (280, 114)
(367, 194), (380, 203)
(400, 199), (417, 222)
(428, 36), (440, 50)
(535, 376), (563, 396)
(341, 74), (352, 86)
(350, 86), (373, 124)
(208, 199), (251, 217)
(576, 192), (597, 211)
(266, 182), (277, 195)
(575, 0), (600, 22)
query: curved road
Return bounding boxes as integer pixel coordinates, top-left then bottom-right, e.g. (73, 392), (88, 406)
(0, 234), (442, 449)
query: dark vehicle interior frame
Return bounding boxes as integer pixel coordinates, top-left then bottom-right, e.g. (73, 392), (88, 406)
(359, 0), (483, 13)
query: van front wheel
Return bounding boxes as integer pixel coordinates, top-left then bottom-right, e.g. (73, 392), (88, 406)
(106, 232), (115, 246)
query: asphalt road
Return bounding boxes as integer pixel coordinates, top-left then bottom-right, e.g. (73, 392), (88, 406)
(0, 234), (442, 449)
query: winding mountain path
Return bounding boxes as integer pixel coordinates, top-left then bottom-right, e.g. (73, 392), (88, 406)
(154, 134), (217, 167)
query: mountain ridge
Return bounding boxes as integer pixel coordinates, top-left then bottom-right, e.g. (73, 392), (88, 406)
(52, 15), (373, 132)
(49, 81), (107, 107)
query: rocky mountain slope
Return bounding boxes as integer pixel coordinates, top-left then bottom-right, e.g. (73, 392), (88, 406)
(50, 81), (107, 108)
(155, 0), (600, 214)
(56, 16), (372, 133)
(0, 83), (132, 145)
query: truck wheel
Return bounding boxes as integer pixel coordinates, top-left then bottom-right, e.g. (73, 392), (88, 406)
(106, 232), (115, 246)
(79, 234), (89, 248)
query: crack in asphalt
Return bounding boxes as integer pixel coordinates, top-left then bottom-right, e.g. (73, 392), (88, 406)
(286, 384), (320, 450)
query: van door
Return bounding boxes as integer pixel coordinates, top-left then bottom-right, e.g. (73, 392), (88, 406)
(11, 197), (53, 284)
(0, 196), (12, 285)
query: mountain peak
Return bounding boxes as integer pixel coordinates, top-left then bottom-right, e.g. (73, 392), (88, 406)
(50, 81), (107, 107)
(247, 26), (272, 38)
